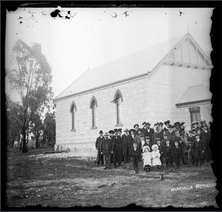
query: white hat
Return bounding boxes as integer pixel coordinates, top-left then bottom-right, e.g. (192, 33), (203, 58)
(151, 144), (158, 151)
(143, 145), (150, 152)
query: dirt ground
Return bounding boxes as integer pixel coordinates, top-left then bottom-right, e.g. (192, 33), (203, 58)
(5, 148), (219, 208)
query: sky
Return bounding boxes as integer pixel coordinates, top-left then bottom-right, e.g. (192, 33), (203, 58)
(5, 7), (213, 102)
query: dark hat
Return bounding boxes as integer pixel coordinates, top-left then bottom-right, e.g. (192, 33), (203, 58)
(108, 130), (114, 134)
(129, 129), (135, 133)
(195, 133), (200, 137)
(180, 122), (185, 125)
(118, 128), (122, 132)
(159, 122), (163, 126)
(191, 121), (198, 125)
(168, 124), (173, 129)
(163, 130), (168, 136)
(154, 122), (159, 127)
(174, 122), (180, 126)
(124, 128), (129, 132)
(156, 137), (160, 141)
(146, 122), (151, 126)
(142, 122), (147, 125)
(99, 130), (103, 134)
(134, 124), (139, 128)
(203, 123), (208, 127)
(145, 136), (150, 139)
(200, 120), (206, 124)
(140, 133), (144, 137)
(164, 120), (170, 125)
(114, 129), (118, 132)
(208, 121), (212, 125)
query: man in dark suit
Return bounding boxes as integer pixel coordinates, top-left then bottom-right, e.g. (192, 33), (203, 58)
(112, 129), (123, 168)
(142, 122), (147, 135)
(122, 128), (134, 163)
(134, 124), (140, 136)
(101, 132), (113, 169)
(164, 120), (170, 131)
(109, 130), (114, 164)
(168, 124), (175, 145)
(144, 122), (154, 144)
(152, 123), (163, 145)
(201, 123), (212, 162)
(95, 130), (104, 166)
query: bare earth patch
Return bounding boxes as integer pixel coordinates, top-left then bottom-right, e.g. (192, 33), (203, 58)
(6, 148), (219, 208)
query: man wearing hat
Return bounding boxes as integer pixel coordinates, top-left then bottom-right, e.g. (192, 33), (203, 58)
(95, 130), (104, 166)
(162, 130), (170, 146)
(144, 122), (154, 143)
(152, 123), (163, 146)
(109, 130), (114, 163)
(122, 128), (134, 163)
(159, 122), (164, 132)
(134, 124), (140, 136)
(101, 132), (113, 169)
(112, 129), (123, 168)
(167, 124), (175, 145)
(164, 120), (170, 130)
(142, 122), (147, 135)
(200, 123), (212, 163)
(191, 121), (199, 130)
(172, 130), (187, 165)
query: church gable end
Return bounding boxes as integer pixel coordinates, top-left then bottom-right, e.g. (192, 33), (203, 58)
(164, 34), (212, 70)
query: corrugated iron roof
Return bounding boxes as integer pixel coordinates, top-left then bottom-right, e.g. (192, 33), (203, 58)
(176, 84), (212, 105)
(56, 33), (187, 99)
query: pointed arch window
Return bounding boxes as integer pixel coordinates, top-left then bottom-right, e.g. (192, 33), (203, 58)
(90, 96), (98, 129)
(70, 101), (77, 131)
(113, 89), (123, 126)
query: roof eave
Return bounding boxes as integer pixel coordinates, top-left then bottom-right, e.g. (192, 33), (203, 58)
(175, 98), (211, 108)
(54, 73), (148, 102)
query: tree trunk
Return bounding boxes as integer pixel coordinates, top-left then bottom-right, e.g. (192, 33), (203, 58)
(36, 133), (39, 149)
(22, 129), (28, 153)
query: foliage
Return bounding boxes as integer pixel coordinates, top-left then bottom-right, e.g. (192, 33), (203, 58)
(6, 95), (21, 148)
(6, 40), (53, 152)
(43, 111), (56, 147)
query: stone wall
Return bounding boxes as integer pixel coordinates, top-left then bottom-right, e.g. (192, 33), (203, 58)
(146, 64), (212, 127)
(55, 65), (212, 151)
(55, 76), (149, 152)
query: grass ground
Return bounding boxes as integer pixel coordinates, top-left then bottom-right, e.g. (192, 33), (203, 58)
(5, 148), (219, 208)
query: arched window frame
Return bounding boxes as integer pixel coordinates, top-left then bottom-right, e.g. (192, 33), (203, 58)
(70, 101), (77, 131)
(89, 96), (98, 129)
(113, 89), (123, 126)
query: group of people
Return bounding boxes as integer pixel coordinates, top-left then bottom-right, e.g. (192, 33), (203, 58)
(95, 120), (212, 174)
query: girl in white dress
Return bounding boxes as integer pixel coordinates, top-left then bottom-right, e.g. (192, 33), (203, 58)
(151, 144), (162, 169)
(142, 146), (152, 172)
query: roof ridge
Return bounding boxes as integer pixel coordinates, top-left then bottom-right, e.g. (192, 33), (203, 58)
(55, 67), (90, 99)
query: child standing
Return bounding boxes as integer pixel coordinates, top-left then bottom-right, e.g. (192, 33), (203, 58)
(151, 144), (162, 169)
(142, 145), (152, 172)
(131, 142), (141, 174)
(156, 138), (164, 167)
(193, 133), (204, 166)
(173, 140), (182, 169)
(163, 139), (173, 167)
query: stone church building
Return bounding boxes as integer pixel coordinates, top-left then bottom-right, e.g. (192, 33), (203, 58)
(54, 33), (212, 152)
